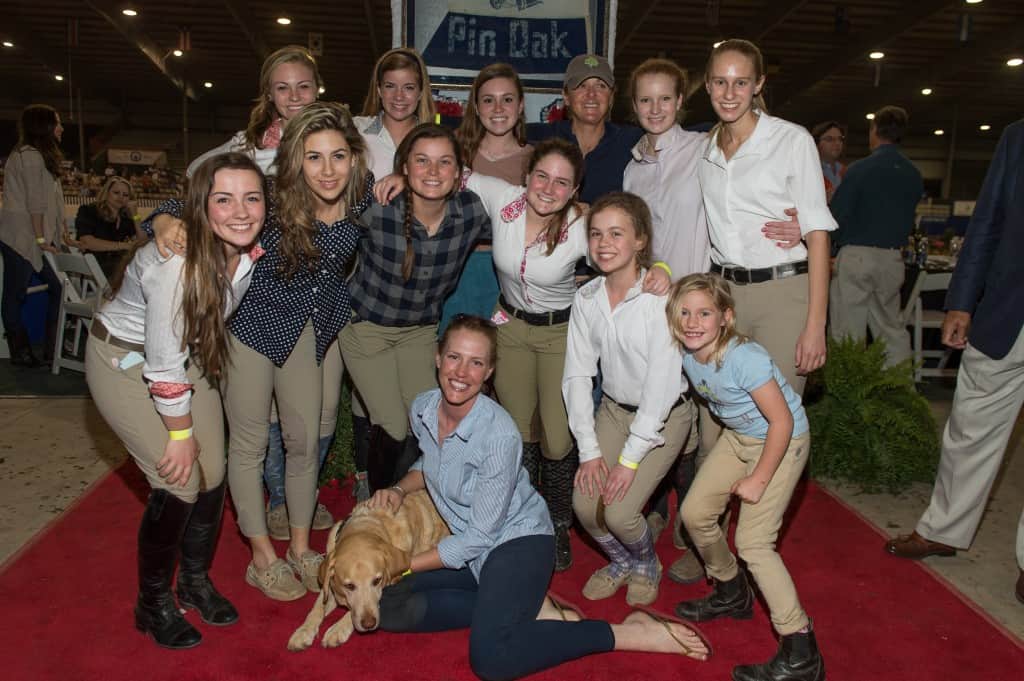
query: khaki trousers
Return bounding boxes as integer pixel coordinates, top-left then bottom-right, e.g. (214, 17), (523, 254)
(917, 331), (1024, 571)
(85, 334), (225, 502)
(494, 314), (573, 460)
(830, 245), (911, 366)
(731, 273), (809, 396)
(224, 324), (322, 537)
(681, 429), (810, 635)
(573, 398), (694, 544)
(339, 320), (438, 441)
(320, 339), (344, 439)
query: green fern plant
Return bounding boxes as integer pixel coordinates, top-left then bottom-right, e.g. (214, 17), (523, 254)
(320, 384), (356, 484)
(807, 336), (940, 493)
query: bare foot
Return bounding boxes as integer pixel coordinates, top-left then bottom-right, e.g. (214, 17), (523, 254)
(619, 611), (709, 660)
(536, 595), (582, 622)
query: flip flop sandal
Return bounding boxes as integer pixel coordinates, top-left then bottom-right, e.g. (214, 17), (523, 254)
(630, 605), (713, 660)
(545, 590), (588, 621)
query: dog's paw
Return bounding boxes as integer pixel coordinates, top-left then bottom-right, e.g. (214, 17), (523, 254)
(287, 625), (318, 652)
(322, 613), (355, 648)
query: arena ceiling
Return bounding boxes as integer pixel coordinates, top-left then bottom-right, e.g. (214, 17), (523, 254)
(2, 0), (1022, 149)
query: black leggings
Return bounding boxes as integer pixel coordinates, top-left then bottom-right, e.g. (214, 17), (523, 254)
(379, 534), (615, 681)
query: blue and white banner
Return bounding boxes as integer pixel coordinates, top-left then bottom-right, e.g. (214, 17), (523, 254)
(396, 0), (616, 90)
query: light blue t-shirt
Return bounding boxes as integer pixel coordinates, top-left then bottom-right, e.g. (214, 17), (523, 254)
(682, 339), (809, 439)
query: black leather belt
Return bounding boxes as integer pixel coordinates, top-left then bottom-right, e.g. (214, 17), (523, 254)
(499, 295), (571, 326)
(604, 393), (687, 413)
(711, 260), (809, 285)
(91, 319), (145, 353)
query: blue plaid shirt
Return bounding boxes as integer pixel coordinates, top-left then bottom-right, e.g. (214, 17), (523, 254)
(349, 190), (492, 326)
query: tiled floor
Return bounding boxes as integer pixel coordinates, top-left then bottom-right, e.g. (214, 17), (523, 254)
(0, 392), (1021, 640)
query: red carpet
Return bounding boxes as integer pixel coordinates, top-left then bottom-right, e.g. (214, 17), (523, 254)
(2, 464), (1021, 681)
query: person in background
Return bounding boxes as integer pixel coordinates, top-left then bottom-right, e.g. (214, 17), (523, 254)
(75, 175), (146, 278)
(0, 104), (65, 368)
(811, 121), (846, 202)
(829, 106), (922, 367)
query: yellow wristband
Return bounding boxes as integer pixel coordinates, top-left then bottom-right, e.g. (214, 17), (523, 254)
(168, 428), (193, 441)
(35, 236), (46, 245)
(617, 456), (639, 470)
(651, 261), (672, 278)
(401, 569), (412, 578)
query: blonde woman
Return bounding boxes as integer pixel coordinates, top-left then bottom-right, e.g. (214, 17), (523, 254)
(75, 176), (145, 277)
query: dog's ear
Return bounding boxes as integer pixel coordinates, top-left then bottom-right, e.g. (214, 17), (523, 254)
(319, 555), (337, 606)
(383, 544), (412, 585)
(325, 520), (344, 555)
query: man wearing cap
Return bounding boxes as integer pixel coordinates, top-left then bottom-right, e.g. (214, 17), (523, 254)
(528, 53), (643, 203)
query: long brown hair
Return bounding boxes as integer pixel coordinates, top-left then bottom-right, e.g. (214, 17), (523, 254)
(274, 101), (369, 280)
(455, 63), (527, 167)
(361, 47), (435, 123)
(666, 273), (748, 369)
(15, 104), (63, 177)
(243, 45), (323, 149)
(393, 123), (464, 281)
(93, 176), (132, 222)
(181, 153), (269, 380)
(705, 39), (767, 113)
(525, 139), (584, 256)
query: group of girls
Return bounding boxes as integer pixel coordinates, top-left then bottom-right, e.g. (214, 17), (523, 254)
(70, 33), (831, 681)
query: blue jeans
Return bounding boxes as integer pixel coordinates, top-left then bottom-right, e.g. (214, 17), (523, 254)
(0, 242), (61, 337)
(379, 535), (614, 681)
(263, 420), (331, 509)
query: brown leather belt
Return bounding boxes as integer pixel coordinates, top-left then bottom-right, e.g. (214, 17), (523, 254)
(91, 319), (145, 353)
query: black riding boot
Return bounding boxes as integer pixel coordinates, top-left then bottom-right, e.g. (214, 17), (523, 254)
(521, 441), (542, 490)
(367, 425), (403, 493)
(675, 568), (754, 622)
(135, 489), (201, 649)
(541, 449), (578, 572)
(732, 623), (825, 681)
(393, 436), (422, 485)
(351, 413), (371, 502)
(176, 482), (238, 626)
(7, 329), (41, 368)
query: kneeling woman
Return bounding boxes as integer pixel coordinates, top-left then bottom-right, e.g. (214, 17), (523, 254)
(368, 315), (709, 681)
(86, 153), (267, 649)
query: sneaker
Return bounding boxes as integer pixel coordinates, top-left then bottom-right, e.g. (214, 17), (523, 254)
(312, 502), (334, 531)
(668, 550), (705, 585)
(582, 565), (631, 601)
(245, 559), (306, 601)
(287, 547), (324, 593)
(266, 504), (290, 541)
(626, 561), (663, 606)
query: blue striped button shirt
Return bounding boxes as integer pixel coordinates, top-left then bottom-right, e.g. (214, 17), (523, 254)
(409, 389), (553, 580)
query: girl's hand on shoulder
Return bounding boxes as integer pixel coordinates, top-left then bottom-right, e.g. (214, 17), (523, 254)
(795, 324), (826, 375)
(574, 458), (608, 499)
(153, 214), (187, 257)
(156, 436), (199, 487)
(731, 475), (767, 504)
(602, 463), (637, 505)
(763, 208), (803, 248)
(373, 174), (405, 204)
(641, 265), (671, 296)
(367, 487), (405, 513)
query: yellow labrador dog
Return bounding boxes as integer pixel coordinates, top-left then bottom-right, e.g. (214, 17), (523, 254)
(288, 489), (449, 651)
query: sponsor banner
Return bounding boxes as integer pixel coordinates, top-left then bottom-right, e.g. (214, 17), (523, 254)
(107, 148), (167, 166)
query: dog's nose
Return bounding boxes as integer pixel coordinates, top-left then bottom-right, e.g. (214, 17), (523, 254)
(360, 615), (378, 631)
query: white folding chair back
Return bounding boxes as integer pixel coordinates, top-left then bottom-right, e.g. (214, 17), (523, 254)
(907, 270), (957, 382)
(44, 250), (110, 375)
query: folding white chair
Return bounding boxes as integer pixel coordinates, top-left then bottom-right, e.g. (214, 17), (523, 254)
(902, 270), (956, 382)
(44, 250), (109, 375)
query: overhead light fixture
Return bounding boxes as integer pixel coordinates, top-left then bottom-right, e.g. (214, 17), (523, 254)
(276, 17), (292, 25)
(172, 49), (183, 57)
(55, 74), (64, 81)
(920, 87), (933, 95)
(979, 124), (991, 131)
(965, 1), (983, 4)
(1008, 57), (1023, 67)
(865, 113), (875, 120)
(318, 86), (326, 94)
(203, 81), (213, 88)
(713, 41), (724, 48)
(2, 41), (13, 48)
(934, 129), (945, 136)
(122, 8), (138, 17)
(869, 51), (885, 60)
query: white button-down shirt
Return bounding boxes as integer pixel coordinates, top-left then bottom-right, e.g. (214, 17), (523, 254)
(186, 131), (279, 178)
(562, 272), (687, 466)
(624, 125), (711, 278)
(466, 173), (587, 313)
(97, 241), (257, 416)
(698, 112), (837, 269)
(355, 114), (399, 179)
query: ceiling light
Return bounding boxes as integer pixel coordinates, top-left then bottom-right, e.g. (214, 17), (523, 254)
(172, 49), (183, 57)
(276, 17), (292, 25)
(934, 129), (945, 136)
(203, 81), (213, 88)
(920, 87), (932, 95)
(318, 86), (326, 94)
(713, 41), (724, 49)
(965, 1), (983, 4)
(1008, 57), (1023, 67)
(2, 41), (13, 48)
(869, 51), (885, 60)
(979, 124), (991, 131)
(54, 74), (64, 81)
(122, 8), (137, 17)
(865, 113), (875, 120)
